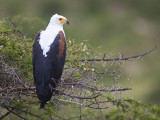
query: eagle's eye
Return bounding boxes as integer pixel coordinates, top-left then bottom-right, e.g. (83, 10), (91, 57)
(59, 18), (62, 21)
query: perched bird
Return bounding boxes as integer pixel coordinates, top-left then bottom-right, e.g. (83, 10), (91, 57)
(32, 14), (69, 108)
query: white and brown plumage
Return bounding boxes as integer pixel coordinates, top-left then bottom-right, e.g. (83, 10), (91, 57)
(32, 14), (69, 108)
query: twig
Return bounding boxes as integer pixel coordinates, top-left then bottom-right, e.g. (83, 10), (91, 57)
(79, 89), (82, 120)
(2, 105), (44, 120)
(10, 68), (26, 88)
(54, 88), (101, 99)
(108, 88), (132, 92)
(0, 111), (11, 119)
(95, 98), (103, 117)
(84, 99), (122, 109)
(86, 99), (121, 106)
(20, 110), (44, 120)
(7, 17), (26, 37)
(84, 106), (109, 110)
(53, 98), (84, 105)
(3, 106), (27, 120)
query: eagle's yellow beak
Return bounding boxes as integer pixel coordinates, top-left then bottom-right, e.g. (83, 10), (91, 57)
(59, 18), (69, 25)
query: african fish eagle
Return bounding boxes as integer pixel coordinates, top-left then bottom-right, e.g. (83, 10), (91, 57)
(32, 14), (69, 108)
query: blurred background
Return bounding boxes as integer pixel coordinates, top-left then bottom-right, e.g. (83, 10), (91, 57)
(0, 0), (160, 105)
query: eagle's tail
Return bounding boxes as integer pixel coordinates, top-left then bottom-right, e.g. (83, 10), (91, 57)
(36, 83), (53, 108)
(34, 64), (60, 108)
(40, 100), (47, 108)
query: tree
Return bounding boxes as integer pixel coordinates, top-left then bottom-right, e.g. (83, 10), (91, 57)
(0, 18), (158, 120)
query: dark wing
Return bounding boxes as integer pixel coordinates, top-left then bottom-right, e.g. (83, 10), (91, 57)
(32, 31), (43, 84)
(47, 31), (66, 80)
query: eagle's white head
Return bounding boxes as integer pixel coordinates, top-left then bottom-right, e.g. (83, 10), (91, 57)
(48, 14), (69, 27)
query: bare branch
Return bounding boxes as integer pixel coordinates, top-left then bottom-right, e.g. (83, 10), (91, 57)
(77, 42), (156, 62)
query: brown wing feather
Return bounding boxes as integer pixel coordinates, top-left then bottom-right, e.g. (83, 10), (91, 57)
(58, 31), (65, 60)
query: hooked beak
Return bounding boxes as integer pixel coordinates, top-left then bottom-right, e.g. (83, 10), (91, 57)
(66, 20), (69, 25)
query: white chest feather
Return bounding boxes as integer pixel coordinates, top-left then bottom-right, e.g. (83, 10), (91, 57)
(39, 26), (64, 57)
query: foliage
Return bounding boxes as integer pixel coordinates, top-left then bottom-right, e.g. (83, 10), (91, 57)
(0, 18), (159, 120)
(105, 99), (160, 120)
(0, 19), (33, 81)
